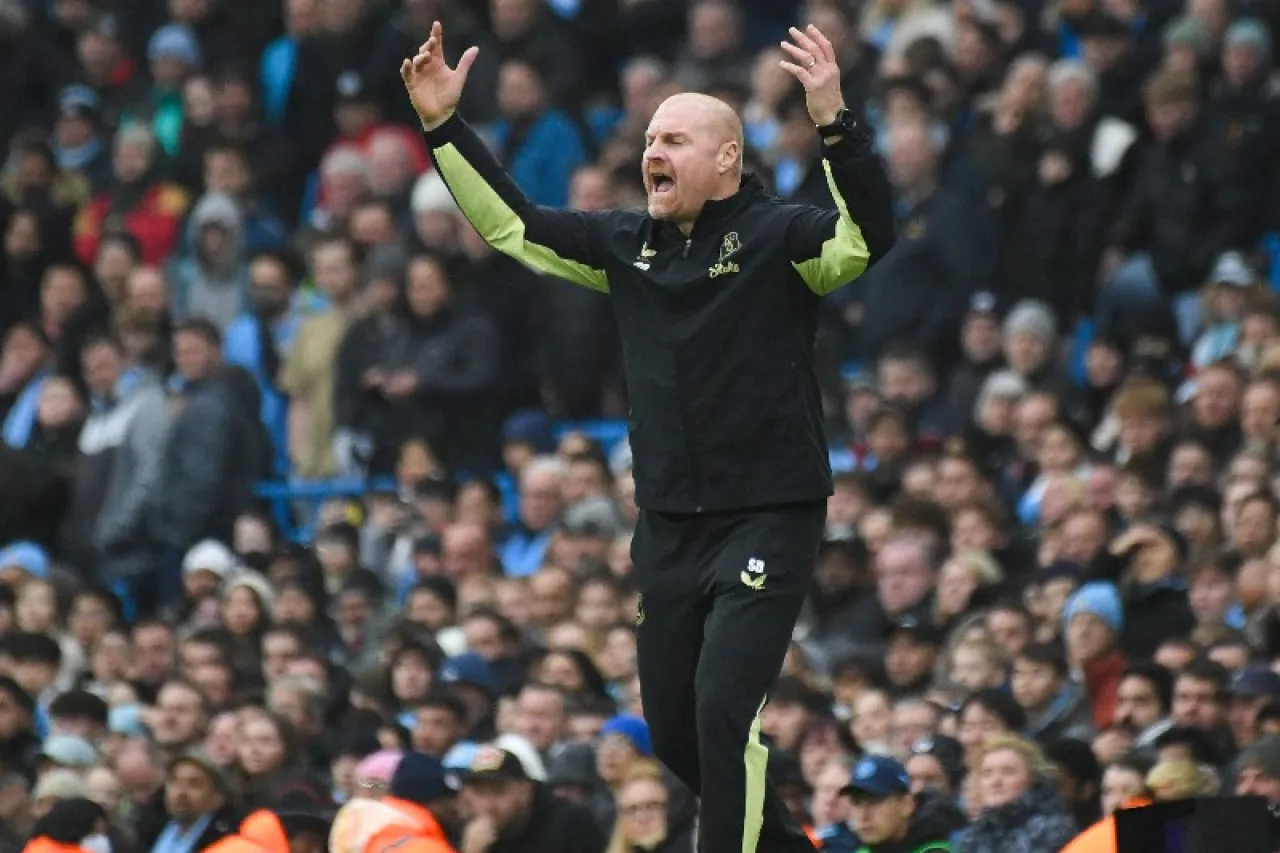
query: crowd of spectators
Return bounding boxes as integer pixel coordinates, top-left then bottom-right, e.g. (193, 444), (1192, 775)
(8, 0), (1280, 851)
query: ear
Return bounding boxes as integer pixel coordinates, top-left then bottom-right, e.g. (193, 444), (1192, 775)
(717, 140), (740, 174)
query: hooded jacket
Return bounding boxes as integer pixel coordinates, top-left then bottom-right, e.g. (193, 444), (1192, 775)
(60, 370), (170, 579)
(954, 779), (1077, 853)
(171, 192), (250, 330)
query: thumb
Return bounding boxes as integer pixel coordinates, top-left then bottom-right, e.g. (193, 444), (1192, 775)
(455, 46), (480, 81)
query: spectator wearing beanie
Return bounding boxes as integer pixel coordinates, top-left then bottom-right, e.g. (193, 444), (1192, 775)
(1063, 582), (1127, 730)
(1002, 300), (1078, 408)
(354, 750), (404, 800)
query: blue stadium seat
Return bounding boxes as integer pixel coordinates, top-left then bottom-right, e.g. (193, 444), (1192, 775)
(255, 476), (395, 542)
(258, 420), (846, 542)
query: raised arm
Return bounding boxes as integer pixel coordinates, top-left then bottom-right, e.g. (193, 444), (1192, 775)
(779, 26), (896, 296)
(402, 23), (611, 293)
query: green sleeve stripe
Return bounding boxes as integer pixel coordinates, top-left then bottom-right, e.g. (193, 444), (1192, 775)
(791, 159), (871, 296)
(742, 698), (769, 853)
(433, 142), (610, 293)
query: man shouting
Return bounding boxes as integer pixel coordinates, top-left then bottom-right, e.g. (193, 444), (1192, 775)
(401, 21), (895, 853)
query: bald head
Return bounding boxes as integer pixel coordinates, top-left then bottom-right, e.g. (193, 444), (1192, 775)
(656, 93), (744, 159)
(643, 93), (744, 230)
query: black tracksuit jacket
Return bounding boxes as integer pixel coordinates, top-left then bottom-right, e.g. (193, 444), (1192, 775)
(425, 114), (895, 513)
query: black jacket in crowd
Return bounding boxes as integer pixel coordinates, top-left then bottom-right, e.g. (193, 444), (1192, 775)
(147, 366), (267, 551)
(1111, 120), (1248, 295)
(425, 114), (895, 513)
(490, 784), (605, 853)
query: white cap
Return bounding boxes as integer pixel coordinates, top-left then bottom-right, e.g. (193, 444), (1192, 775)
(493, 733), (548, 782)
(223, 569), (275, 617)
(181, 539), (237, 577)
(1211, 251), (1253, 287)
(411, 170), (458, 215)
(32, 768), (89, 802)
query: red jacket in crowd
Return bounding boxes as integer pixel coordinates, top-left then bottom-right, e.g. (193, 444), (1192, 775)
(72, 183), (189, 266)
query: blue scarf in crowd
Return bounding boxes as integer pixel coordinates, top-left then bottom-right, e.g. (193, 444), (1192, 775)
(2, 373), (48, 448)
(150, 813), (214, 853)
(91, 368), (144, 414)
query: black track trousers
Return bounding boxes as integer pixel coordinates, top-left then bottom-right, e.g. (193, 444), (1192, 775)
(633, 500), (826, 853)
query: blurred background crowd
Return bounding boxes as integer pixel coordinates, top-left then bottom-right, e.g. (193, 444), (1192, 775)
(8, 0), (1280, 851)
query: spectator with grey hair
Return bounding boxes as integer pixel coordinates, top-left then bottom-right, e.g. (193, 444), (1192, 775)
(501, 456), (566, 577)
(839, 534), (940, 655)
(307, 146), (371, 235)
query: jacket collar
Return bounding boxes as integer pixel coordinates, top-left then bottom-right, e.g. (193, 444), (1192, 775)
(656, 173), (765, 242)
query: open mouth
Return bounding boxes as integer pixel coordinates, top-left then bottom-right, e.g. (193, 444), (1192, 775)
(650, 172), (675, 195)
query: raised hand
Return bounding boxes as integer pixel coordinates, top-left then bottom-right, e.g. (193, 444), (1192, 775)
(779, 24), (846, 127)
(400, 20), (479, 131)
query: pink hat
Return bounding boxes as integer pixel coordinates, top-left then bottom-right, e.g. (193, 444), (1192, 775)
(355, 749), (404, 783)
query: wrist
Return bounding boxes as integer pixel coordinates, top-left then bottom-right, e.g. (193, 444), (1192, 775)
(813, 103), (847, 128)
(421, 109), (456, 132)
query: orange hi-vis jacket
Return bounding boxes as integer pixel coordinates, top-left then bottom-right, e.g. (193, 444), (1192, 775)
(22, 839), (91, 853)
(360, 797), (455, 853)
(1058, 796), (1154, 853)
(240, 811), (292, 853)
(204, 811), (291, 853)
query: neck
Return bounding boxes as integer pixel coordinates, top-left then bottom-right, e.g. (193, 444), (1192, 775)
(677, 177), (743, 235)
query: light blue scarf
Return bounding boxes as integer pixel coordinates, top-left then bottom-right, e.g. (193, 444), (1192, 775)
(150, 813), (214, 853)
(3, 373), (48, 448)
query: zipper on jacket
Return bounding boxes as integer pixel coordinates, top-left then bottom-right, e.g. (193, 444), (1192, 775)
(683, 238), (691, 258)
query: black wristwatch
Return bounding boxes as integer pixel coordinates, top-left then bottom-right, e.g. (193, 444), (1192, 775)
(816, 108), (857, 138)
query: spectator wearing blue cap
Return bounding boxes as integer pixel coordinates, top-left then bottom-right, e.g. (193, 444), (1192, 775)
(1063, 582), (1126, 730)
(834, 755), (953, 853)
(130, 23), (201, 158)
(1226, 665), (1280, 748)
(46, 81), (110, 192)
(588, 711), (698, 836)
(437, 652), (498, 740)
(0, 541), (49, 586)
